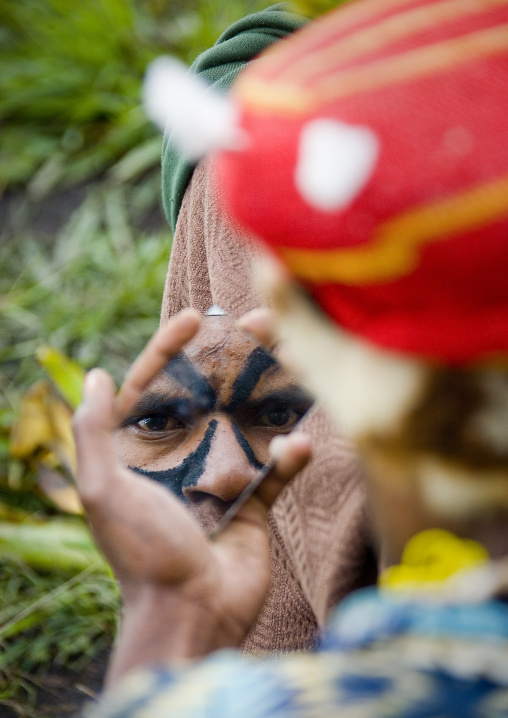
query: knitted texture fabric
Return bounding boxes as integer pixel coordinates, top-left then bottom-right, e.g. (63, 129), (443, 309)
(161, 3), (307, 233)
(160, 159), (377, 653)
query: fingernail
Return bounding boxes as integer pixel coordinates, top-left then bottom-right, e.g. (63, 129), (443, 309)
(270, 432), (310, 461)
(269, 435), (289, 461)
(83, 369), (100, 398)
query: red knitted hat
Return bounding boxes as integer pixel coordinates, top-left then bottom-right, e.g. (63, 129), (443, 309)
(215, 0), (508, 364)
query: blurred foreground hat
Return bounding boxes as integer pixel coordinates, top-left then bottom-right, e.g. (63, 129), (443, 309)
(215, 0), (508, 365)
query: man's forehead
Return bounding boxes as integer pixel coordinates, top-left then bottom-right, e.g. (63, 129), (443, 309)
(184, 315), (258, 361)
(145, 317), (286, 401)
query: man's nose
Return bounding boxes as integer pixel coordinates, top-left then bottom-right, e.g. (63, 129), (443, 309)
(183, 420), (259, 503)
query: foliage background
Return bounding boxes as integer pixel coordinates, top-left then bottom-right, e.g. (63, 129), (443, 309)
(0, 0), (277, 714)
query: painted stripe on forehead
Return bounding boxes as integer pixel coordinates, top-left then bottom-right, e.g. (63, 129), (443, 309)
(227, 346), (277, 412)
(164, 353), (215, 412)
(231, 421), (264, 471)
(130, 419), (217, 501)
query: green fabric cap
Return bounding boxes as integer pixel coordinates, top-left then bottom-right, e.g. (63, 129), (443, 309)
(162, 4), (308, 232)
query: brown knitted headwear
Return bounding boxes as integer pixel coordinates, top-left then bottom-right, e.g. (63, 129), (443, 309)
(161, 158), (377, 652)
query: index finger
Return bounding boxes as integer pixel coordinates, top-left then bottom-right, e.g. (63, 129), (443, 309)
(237, 307), (277, 350)
(115, 308), (201, 421)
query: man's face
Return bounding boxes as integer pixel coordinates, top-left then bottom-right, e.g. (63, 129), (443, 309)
(115, 316), (313, 531)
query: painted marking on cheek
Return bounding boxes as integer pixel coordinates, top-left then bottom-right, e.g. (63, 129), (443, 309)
(131, 419), (218, 500)
(227, 346), (277, 412)
(165, 353), (215, 412)
(231, 421), (264, 470)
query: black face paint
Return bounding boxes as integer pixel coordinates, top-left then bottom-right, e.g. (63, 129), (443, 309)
(131, 347), (303, 499)
(131, 420), (217, 500)
(226, 346), (277, 412)
(231, 421), (264, 470)
(165, 353), (215, 412)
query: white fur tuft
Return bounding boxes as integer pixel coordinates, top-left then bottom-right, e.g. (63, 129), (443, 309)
(295, 118), (379, 212)
(142, 56), (247, 160)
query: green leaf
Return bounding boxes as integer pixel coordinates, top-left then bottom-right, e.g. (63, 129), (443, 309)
(0, 517), (107, 573)
(36, 346), (85, 409)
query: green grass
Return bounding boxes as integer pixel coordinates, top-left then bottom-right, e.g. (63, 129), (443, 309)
(0, 0), (273, 195)
(0, 187), (171, 506)
(0, 559), (119, 715)
(1, 189), (170, 385)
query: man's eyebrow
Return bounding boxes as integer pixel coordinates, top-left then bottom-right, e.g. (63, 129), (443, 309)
(164, 353), (215, 410)
(227, 346), (277, 411)
(239, 388), (315, 413)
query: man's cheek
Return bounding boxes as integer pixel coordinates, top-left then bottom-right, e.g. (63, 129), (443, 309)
(130, 420), (218, 501)
(113, 428), (186, 471)
(240, 431), (273, 468)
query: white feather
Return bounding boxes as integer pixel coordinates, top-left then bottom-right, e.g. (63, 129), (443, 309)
(142, 56), (247, 160)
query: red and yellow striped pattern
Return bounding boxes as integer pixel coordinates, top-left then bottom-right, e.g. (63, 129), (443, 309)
(236, 0), (508, 112)
(217, 0), (508, 362)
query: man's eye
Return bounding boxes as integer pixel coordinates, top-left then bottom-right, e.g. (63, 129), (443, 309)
(255, 408), (301, 429)
(136, 415), (185, 432)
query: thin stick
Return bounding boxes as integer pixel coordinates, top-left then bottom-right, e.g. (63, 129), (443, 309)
(209, 460), (276, 539)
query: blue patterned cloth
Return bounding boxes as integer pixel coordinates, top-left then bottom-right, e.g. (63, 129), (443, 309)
(86, 589), (508, 718)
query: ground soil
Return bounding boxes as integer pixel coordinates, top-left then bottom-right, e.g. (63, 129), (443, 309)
(1, 650), (109, 718)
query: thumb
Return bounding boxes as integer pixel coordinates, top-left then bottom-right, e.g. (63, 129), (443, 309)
(257, 431), (311, 508)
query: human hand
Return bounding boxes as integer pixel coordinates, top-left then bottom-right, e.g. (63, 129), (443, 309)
(73, 309), (311, 684)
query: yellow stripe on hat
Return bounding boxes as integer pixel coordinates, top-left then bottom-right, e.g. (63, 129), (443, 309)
(279, 174), (508, 285)
(281, 0), (508, 86)
(253, 0), (422, 76)
(236, 22), (508, 113)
